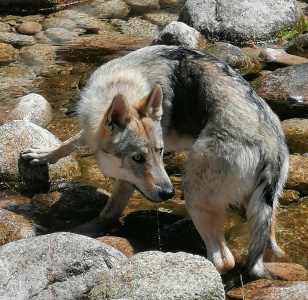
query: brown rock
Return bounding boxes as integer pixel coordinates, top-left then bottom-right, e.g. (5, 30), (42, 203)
(97, 236), (135, 257)
(279, 189), (300, 205)
(265, 262), (308, 281)
(0, 22), (11, 32)
(17, 21), (42, 35)
(0, 208), (38, 245)
(282, 118), (308, 154)
(0, 43), (19, 64)
(125, 0), (160, 13)
(286, 154), (308, 195)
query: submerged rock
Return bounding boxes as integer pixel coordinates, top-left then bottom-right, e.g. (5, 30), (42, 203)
(0, 232), (127, 300)
(17, 21), (42, 35)
(0, 32), (36, 47)
(0, 43), (19, 64)
(125, 0), (160, 13)
(179, 0), (303, 44)
(89, 251), (225, 300)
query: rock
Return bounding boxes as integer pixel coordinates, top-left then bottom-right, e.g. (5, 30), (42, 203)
(282, 118), (308, 154)
(79, 0), (130, 19)
(0, 120), (80, 192)
(44, 27), (76, 45)
(17, 21), (42, 35)
(32, 184), (109, 231)
(0, 232), (127, 299)
(0, 208), (39, 245)
(0, 43), (19, 64)
(178, 0), (303, 44)
(89, 251), (225, 300)
(0, 64), (35, 102)
(97, 236), (135, 257)
(259, 48), (308, 66)
(255, 63), (308, 119)
(287, 33), (308, 54)
(42, 16), (76, 31)
(286, 154), (308, 194)
(125, 0), (160, 13)
(265, 262), (308, 281)
(112, 17), (159, 38)
(20, 43), (57, 74)
(0, 191), (33, 215)
(279, 190), (300, 205)
(152, 21), (207, 50)
(203, 42), (263, 75)
(0, 22), (11, 32)
(34, 31), (51, 44)
(4, 93), (53, 127)
(0, 32), (36, 47)
(144, 11), (178, 26)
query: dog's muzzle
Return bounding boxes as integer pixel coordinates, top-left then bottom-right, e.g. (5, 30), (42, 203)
(159, 187), (175, 201)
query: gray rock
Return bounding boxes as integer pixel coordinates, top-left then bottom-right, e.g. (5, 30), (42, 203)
(0, 232), (127, 300)
(42, 16), (76, 31)
(255, 63), (308, 119)
(7, 93), (53, 127)
(179, 0), (303, 44)
(44, 27), (76, 45)
(0, 32), (36, 47)
(89, 251), (225, 300)
(152, 21), (206, 49)
(0, 120), (80, 190)
(144, 11), (178, 26)
(125, 0), (160, 13)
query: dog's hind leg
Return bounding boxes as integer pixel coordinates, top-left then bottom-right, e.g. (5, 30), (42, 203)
(99, 179), (135, 224)
(21, 130), (85, 165)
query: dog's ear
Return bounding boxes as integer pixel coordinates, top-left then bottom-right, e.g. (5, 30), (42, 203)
(105, 93), (131, 130)
(137, 83), (163, 121)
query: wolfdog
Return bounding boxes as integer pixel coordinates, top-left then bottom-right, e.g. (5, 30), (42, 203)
(22, 45), (289, 282)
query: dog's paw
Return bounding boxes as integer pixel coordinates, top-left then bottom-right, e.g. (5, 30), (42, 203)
(21, 146), (58, 165)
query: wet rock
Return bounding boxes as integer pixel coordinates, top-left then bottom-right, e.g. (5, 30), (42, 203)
(34, 31), (51, 44)
(79, 0), (130, 19)
(178, 0), (303, 45)
(4, 93), (53, 127)
(113, 17), (159, 38)
(97, 236), (135, 257)
(32, 184), (109, 231)
(0, 32), (36, 47)
(0, 43), (19, 64)
(0, 208), (39, 245)
(0, 191), (33, 215)
(144, 11), (178, 26)
(0, 22), (11, 32)
(44, 27), (76, 45)
(89, 251), (225, 300)
(0, 232), (127, 300)
(17, 21), (42, 35)
(0, 64), (35, 102)
(286, 154), (308, 195)
(0, 120), (80, 192)
(42, 16), (76, 31)
(279, 189), (300, 205)
(259, 48), (308, 66)
(255, 63), (308, 119)
(152, 21), (207, 50)
(20, 43), (57, 73)
(265, 262), (308, 281)
(282, 118), (308, 154)
(125, 0), (160, 13)
(204, 42), (263, 75)
(228, 280), (308, 300)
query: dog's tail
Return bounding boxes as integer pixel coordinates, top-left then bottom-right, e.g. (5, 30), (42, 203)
(243, 151), (289, 281)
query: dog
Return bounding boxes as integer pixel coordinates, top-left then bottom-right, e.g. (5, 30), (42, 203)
(22, 45), (289, 282)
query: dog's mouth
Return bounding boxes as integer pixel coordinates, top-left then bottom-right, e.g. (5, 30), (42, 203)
(132, 184), (165, 203)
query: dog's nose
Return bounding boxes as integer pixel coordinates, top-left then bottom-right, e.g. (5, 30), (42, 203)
(159, 187), (175, 201)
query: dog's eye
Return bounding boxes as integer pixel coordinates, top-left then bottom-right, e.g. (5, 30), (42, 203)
(132, 155), (145, 163)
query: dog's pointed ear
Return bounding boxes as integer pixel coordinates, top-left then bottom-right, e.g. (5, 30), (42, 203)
(138, 83), (163, 121)
(105, 93), (131, 130)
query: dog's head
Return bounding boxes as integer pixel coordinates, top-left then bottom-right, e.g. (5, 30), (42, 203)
(94, 84), (174, 202)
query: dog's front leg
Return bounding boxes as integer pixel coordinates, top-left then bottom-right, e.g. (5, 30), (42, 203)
(21, 130), (85, 165)
(99, 179), (135, 224)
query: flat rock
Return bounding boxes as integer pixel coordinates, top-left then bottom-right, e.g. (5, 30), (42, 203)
(0, 120), (80, 192)
(255, 63), (308, 119)
(42, 16), (76, 31)
(0, 232), (127, 300)
(125, 0), (160, 13)
(178, 0), (303, 44)
(282, 118), (308, 154)
(17, 21), (42, 35)
(152, 21), (207, 50)
(265, 262), (308, 281)
(0, 32), (36, 47)
(144, 11), (178, 26)
(0, 43), (19, 64)
(89, 251), (225, 300)
(44, 27), (76, 45)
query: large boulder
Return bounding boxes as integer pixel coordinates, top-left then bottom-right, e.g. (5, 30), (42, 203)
(178, 0), (303, 44)
(0, 120), (80, 193)
(89, 251), (225, 300)
(0, 232), (127, 299)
